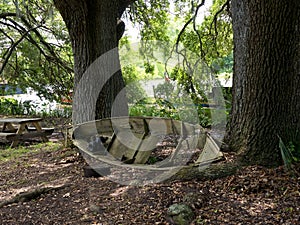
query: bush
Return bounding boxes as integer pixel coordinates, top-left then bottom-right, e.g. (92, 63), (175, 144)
(129, 97), (214, 127)
(0, 98), (32, 115)
(0, 97), (72, 118)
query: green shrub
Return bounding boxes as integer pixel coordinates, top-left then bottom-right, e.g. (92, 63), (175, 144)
(0, 97), (72, 119)
(45, 106), (72, 118)
(0, 98), (31, 115)
(129, 97), (214, 127)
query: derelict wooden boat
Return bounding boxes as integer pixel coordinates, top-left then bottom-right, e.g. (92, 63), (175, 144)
(73, 116), (223, 172)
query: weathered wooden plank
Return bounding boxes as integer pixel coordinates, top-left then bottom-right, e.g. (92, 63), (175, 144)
(108, 131), (138, 161)
(95, 119), (114, 135)
(107, 131), (155, 164)
(0, 118), (43, 124)
(27, 127), (54, 135)
(1, 123), (17, 132)
(74, 139), (181, 171)
(196, 133), (223, 164)
(73, 119), (113, 140)
(135, 135), (159, 163)
(0, 132), (16, 138)
(2, 131), (49, 142)
(197, 132), (207, 149)
(73, 116), (214, 167)
(145, 117), (174, 135)
(19, 131), (49, 139)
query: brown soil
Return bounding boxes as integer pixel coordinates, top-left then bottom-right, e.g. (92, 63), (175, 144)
(0, 134), (299, 224)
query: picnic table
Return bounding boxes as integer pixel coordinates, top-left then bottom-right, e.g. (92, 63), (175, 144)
(0, 117), (54, 147)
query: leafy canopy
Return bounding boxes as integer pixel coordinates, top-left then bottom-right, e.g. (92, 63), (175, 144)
(0, 0), (232, 102)
(0, 0), (73, 101)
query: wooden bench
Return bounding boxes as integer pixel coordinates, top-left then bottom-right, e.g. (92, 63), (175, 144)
(0, 130), (54, 145)
(0, 118), (54, 147)
(0, 132), (17, 140)
(26, 127), (54, 135)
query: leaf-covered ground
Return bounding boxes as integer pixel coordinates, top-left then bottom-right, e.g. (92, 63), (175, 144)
(0, 140), (299, 224)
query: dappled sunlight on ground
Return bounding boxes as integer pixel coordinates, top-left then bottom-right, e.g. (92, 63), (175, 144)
(0, 144), (299, 224)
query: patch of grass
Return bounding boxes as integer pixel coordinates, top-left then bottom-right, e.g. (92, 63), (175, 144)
(0, 142), (62, 162)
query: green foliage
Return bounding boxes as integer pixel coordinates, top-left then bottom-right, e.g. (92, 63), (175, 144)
(0, 0), (73, 102)
(144, 62), (155, 75)
(0, 98), (31, 115)
(129, 98), (179, 120)
(119, 41), (163, 81)
(0, 145), (36, 161)
(0, 97), (71, 118)
(131, 0), (171, 42)
(146, 156), (159, 164)
(221, 86), (232, 112)
(287, 142), (300, 162)
(278, 135), (300, 170)
(129, 79), (217, 127)
(126, 0), (232, 128)
(1, 0), (233, 127)
(285, 131), (300, 162)
(154, 81), (175, 99)
(39, 106), (72, 119)
(175, 0), (233, 67)
(122, 65), (147, 104)
(211, 52), (233, 74)
(169, 66), (208, 103)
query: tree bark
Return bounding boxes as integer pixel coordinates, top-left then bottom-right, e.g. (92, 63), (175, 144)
(225, 0), (300, 166)
(54, 0), (130, 125)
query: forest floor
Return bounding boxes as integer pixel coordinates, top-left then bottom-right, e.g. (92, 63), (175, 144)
(0, 121), (299, 224)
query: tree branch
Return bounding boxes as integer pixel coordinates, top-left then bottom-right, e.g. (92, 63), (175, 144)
(165, 1), (206, 82)
(192, 1), (206, 59)
(209, 0), (231, 56)
(0, 12), (73, 74)
(0, 28), (14, 58)
(175, 0), (206, 51)
(0, 25), (42, 76)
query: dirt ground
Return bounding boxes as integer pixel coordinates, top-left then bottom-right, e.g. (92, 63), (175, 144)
(0, 134), (299, 224)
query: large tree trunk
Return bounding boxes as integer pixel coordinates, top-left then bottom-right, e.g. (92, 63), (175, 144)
(54, 0), (129, 125)
(225, 0), (300, 166)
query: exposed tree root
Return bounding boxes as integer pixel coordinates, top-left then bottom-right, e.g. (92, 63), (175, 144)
(166, 162), (241, 182)
(0, 184), (68, 208)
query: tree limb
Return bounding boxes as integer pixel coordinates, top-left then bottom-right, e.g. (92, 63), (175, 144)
(192, 1), (206, 59)
(0, 12), (73, 74)
(175, 0), (206, 51)
(0, 28), (14, 58)
(209, 0), (231, 56)
(0, 25), (41, 75)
